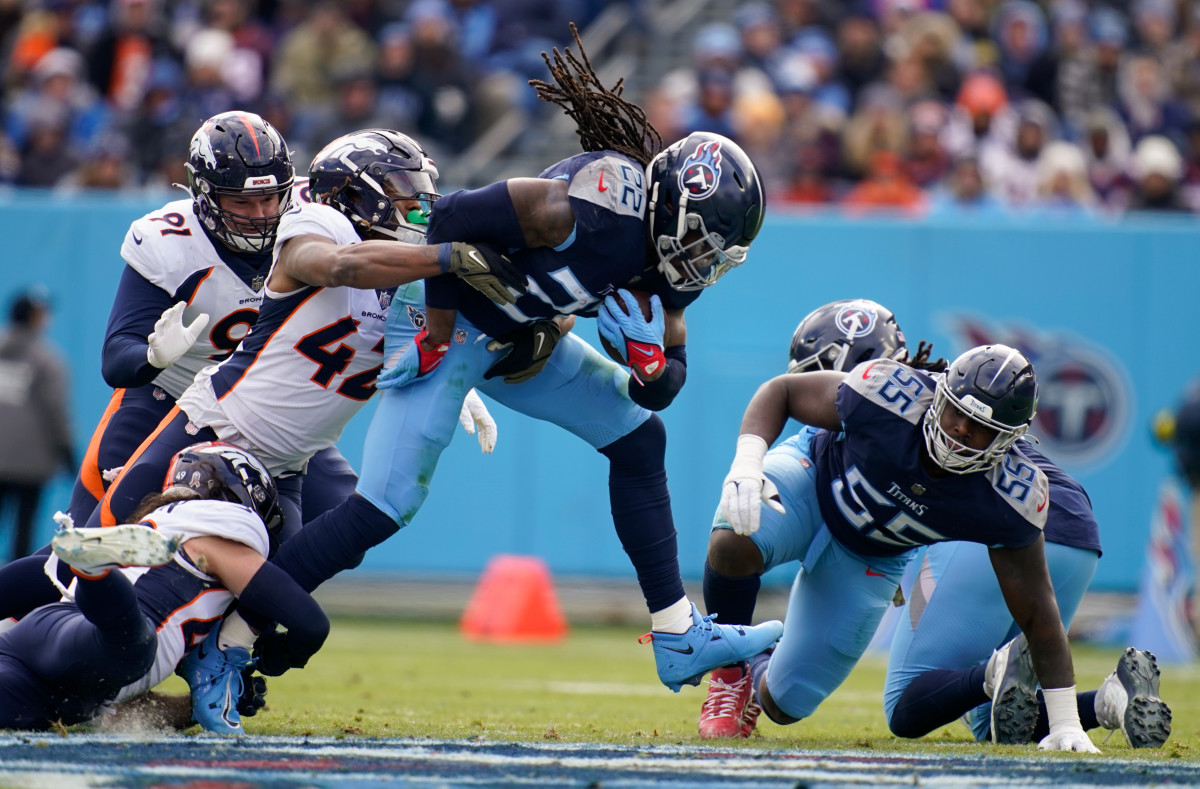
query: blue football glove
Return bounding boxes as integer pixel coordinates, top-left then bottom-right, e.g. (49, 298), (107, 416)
(597, 289), (666, 383)
(375, 327), (450, 390)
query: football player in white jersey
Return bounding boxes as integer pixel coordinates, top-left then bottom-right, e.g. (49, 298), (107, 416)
(73, 129), (521, 731)
(0, 112), (367, 626)
(0, 442), (324, 735)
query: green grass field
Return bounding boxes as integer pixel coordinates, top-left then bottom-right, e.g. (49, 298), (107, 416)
(157, 618), (1200, 760)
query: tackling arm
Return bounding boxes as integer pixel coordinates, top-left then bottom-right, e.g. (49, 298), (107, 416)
(183, 536), (329, 674)
(272, 234), (445, 291)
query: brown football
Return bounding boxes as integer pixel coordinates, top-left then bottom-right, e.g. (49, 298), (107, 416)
(599, 289), (654, 364)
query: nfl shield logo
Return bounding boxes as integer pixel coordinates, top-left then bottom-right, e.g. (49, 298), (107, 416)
(251, 274), (265, 291)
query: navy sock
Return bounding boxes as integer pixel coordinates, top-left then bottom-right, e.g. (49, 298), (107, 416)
(274, 493), (396, 592)
(243, 494), (396, 632)
(889, 664), (989, 738)
(702, 560), (761, 625)
(599, 416), (685, 613)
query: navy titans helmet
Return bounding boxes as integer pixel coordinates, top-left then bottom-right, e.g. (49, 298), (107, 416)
(184, 111), (295, 253)
(923, 344), (1038, 474)
(645, 131), (765, 291)
(308, 129), (440, 243)
(164, 441), (283, 538)
(788, 299), (907, 373)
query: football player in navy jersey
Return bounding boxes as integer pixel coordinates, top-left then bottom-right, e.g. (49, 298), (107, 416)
(0, 442), (327, 735)
(694, 298), (1169, 749)
(234, 26), (783, 696)
(714, 337), (1110, 752)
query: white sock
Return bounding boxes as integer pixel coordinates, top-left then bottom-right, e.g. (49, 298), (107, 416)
(650, 597), (694, 634)
(218, 611), (257, 651)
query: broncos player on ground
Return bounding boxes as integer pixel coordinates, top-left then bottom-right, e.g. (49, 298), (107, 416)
(227, 27), (783, 700)
(717, 340), (1107, 752)
(0, 442), (326, 735)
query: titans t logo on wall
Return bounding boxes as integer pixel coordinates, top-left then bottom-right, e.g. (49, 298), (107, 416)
(951, 318), (1133, 469)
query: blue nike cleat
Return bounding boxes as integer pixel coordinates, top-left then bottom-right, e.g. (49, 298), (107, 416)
(647, 605), (784, 693)
(177, 627), (254, 735)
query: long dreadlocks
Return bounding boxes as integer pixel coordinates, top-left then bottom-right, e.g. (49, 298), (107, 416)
(530, 23), (663, 167)
(902, 340), (948, 373)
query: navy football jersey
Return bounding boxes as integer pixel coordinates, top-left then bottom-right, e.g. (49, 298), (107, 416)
(1018, 439), (1102, 554)
(811, 359), (1049, 557)
(426, 151), (666, 337)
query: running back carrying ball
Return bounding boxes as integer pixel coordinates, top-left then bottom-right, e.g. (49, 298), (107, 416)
(597, 288), (666, 383)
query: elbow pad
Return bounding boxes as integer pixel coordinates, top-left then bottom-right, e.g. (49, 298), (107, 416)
(629, 345), (687, 412)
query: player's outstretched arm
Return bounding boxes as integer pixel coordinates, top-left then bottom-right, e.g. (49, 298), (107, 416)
(273, 234), (446, 291)
(990, 538), (1099, 753)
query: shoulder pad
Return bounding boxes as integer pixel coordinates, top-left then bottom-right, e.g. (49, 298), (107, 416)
(987, 448), (1050, 529)
(843, 359), (933, 424)
(142, 499), (270, 557)
(276, 201), (360, 250)
(568, 155), (648, 219)
(122, 199), (217, 294)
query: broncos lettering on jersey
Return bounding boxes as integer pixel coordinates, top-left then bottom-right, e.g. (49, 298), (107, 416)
(176, 200), (391, 476)
(811, 359), (1049, 557)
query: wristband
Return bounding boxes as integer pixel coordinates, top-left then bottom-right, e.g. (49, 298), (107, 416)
(1042, 685), (1081, 731)
(436, 243), (452, 274)
(727, 434), (770, 479)
(627, 340), (667, 384)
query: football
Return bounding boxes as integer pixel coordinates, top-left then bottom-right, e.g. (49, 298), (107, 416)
(599, 289), (654, 364)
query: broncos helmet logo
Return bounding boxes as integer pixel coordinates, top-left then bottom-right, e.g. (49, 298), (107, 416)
(836, 304), (878, 340)
(677, 141), (723, 200)
(190, 127), (218, 170)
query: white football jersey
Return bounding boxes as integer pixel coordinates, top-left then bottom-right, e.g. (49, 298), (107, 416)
(176, 201), (388, 475)
(108, 499), (270, 703)
(120, 180), (310, 399)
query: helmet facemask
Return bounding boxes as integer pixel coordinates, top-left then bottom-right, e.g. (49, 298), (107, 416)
(337, 162), (439, 243)
(787, 341), (853, 373)
(187, 167), (293, 253)
(922, 381), (1029, 474)
(648, 173), (748, 291)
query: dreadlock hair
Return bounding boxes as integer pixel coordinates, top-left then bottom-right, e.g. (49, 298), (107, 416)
(901, 340), (948, 373)
(530, 23), (663, 167)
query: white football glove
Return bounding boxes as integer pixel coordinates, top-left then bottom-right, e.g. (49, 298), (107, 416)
(1038, 726), (1100, 753)
(719, 434), (785, 536)
(458, 389), (497, 454)
(147, 302), (210, 369)
(1038, 686), (1100, 753)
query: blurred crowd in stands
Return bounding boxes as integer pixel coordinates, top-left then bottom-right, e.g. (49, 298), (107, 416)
(3, 0), (1200, 216)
